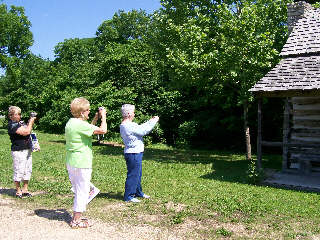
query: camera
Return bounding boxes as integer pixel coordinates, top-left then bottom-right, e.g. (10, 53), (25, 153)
(98, 107), (105, 111)
(30, 112), (37, 117)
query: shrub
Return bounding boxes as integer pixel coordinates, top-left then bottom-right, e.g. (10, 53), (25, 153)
(176, 120), (198, 148)
(246, 159), (264, 185)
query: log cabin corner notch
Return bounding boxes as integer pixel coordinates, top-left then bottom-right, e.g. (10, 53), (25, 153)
(249, 1), (320, 175)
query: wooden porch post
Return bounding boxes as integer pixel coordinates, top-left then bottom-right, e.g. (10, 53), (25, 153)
(257, 98), (262, 169)
(282, 98), (290, 171)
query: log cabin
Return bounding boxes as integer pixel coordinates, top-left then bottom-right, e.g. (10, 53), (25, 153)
(249, 1), (320, 175)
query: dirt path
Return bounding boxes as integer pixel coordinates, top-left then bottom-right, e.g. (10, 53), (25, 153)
(0, 194), (181, 240)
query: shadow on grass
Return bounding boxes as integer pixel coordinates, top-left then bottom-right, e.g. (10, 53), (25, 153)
(94, 142), (282, 185)
(144, 148), (247, 165)
(0, 188), (16, 197)
(95, 144), (123, 156)
(0, 129), (7, 135)
(96, 191), (123, 200)
(49, 140), (66, 144)
(201, 155), (282, 183)
(34, 208), (72, 223)
(95, 143), (242, 164)
(201, 159), (250, 183)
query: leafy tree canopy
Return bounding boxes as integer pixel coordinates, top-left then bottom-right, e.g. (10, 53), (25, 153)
(0, 4), (33, 68)
(96, 9), (151, 45)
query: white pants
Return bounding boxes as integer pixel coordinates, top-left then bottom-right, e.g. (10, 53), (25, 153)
(11, 149), (32, 182)
(67, 164), (92, 213)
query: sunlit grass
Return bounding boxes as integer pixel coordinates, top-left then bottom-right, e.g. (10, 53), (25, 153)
(0, 128), (320, 239)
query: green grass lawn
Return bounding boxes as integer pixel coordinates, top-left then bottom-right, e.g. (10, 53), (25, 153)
(0, 128), (320, 239)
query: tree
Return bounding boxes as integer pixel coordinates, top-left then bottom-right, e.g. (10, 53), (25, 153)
(0, 54), (51, 119)
(96, 9), (151, 45)
(215, 0), (289, 160)
(152, 0), (290, 156)
(0, 4), (33, 68)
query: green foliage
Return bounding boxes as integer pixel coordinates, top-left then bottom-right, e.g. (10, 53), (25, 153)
(170, 211), (187, 224)
(246, 159), (264, 184)
(0, 54), (51, 119)
(216, 227), (232, 237)
(0, 4), (33, 68)
(154, 0), (289, 103)
(176, 120), (198, 148)
(148, 0), (291, 148)
(96, 10), (151, 44)
(0, 2), (290, 149)
(54, 38), (98, 66)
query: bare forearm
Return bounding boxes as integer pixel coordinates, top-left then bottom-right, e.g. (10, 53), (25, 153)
(93, 108), (107, 134)
(100, 117), (107, 133)
(16, 119), (35, 136)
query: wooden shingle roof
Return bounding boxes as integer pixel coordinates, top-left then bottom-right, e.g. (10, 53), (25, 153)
(281, 7), (320, 56)
(250, 1), (320, 97)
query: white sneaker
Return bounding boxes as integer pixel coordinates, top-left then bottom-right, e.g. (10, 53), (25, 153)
(127, 198), (141, 203)
(142, 194), (150, 199)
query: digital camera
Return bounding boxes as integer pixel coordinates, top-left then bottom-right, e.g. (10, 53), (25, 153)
(30, 112), (37, 117)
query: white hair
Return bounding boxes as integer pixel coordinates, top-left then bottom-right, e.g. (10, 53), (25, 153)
(121, 104), (135, 118)
(8, 106), (21, 118)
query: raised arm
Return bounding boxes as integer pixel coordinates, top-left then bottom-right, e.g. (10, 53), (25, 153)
(93, 108), (107, 135)
(15, 117), (36, 136)
(131, 116), (159, 136)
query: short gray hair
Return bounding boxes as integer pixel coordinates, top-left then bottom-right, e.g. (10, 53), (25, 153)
(121, 104), (135, 118)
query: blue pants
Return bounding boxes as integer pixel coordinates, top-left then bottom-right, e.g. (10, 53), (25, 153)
(124, 152), (144, 201)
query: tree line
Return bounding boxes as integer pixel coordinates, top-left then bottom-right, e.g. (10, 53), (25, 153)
(1, 0), (311, 155)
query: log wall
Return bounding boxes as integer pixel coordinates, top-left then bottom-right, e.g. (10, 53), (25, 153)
(290, 97), (320, 174)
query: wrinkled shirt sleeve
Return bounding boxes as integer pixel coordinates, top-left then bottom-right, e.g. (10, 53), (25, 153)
(130, 118), (158, 136)
(120, 118), (159, 153)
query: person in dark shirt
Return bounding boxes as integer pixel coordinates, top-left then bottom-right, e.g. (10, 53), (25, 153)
(8, 106), (36, 198)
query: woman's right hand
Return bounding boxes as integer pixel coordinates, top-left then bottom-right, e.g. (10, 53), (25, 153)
(152, 116), (159, 122)
(29, 116), (37, 123)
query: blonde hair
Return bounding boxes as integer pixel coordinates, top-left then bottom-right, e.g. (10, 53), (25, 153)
(8, 106), (21, 118)
(70, 97), (90, 118)
(121, 104), (135, 118)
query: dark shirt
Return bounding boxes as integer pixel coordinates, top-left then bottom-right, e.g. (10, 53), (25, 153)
(8, 120), (31, 151)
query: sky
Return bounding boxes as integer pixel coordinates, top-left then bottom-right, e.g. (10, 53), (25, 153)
(2, 0), (162, 60)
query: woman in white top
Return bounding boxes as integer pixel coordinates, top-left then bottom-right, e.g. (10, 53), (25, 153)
(120, 104), (159, 203)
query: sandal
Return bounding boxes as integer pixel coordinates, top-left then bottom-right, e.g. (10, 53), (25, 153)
(69, 219), (92, 229)
(22, 192), (32, 197)
(81, 218), (93, 227)
(15, 193), (22, 198)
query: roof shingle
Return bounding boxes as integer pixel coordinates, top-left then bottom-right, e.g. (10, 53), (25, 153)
(250, 1), (320, 95)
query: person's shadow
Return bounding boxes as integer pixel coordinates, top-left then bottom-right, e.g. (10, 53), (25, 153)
(0, 188), (72, 223)
(0, 188), (16, 197)
(34, 209), (72, 223)
(97, 191), (123, 200)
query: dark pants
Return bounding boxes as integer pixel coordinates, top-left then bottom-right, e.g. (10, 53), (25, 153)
(124, 152), (144, 201)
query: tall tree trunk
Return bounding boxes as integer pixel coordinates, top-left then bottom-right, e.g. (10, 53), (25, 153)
(243, 100), (252, 161)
